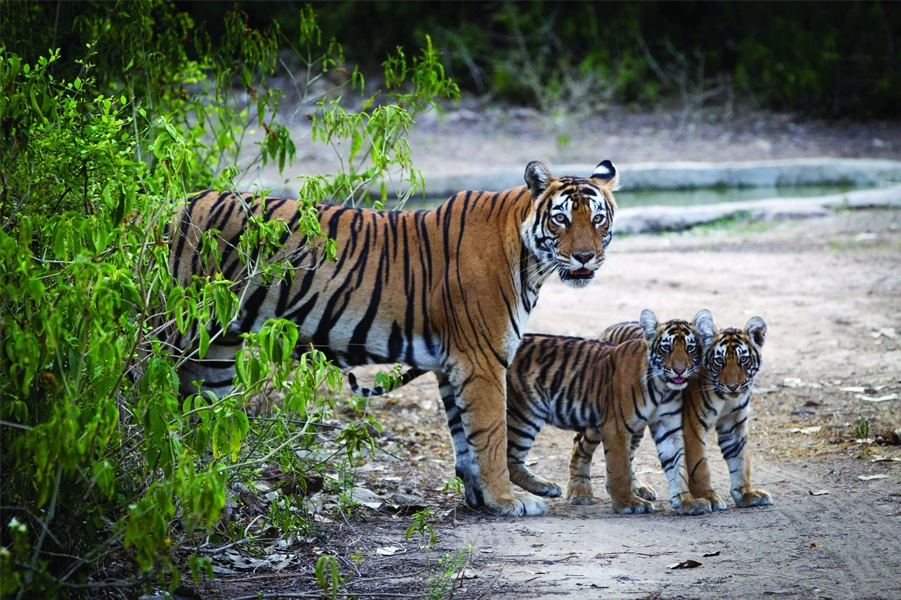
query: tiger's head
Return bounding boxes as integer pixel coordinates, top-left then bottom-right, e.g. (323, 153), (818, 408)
(523, 160), (618, 288)
(640, 309), (708, 390)
(694, 311), (767, 400)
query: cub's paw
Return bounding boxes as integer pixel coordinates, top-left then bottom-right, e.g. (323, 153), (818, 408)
(612, 495), (654, 514)
(633, 483), (658, 501)
(704, 491), (727, 512)
(564, 481), (594, 505)
(672, 495), (712, 516)
(512, 474), (563, 497)
(733, 488), (773, 508)
(484, 489), (548, 517)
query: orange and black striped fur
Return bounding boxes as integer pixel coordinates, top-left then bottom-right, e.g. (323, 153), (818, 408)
(504, 310), (712, 515)
(603, 311), (771, 511)
(169, 160), (618, 517)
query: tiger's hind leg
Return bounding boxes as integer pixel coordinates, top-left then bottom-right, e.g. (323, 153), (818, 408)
(565, 429), (601, 505)
(440, 371), (547, 517)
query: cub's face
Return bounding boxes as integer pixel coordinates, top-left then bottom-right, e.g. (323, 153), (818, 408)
(701, 316), (767, 400)
(523, 160), (618, 288)
(640, 310), (701, 390)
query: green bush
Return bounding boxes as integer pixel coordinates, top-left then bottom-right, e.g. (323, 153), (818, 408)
(0, 2), (457, 597)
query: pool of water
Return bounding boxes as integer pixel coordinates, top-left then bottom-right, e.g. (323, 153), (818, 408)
(399, 182), (876, 211)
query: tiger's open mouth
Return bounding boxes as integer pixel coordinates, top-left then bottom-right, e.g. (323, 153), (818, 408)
(563, 267), (594, 280)
(671, 377), (686, 385)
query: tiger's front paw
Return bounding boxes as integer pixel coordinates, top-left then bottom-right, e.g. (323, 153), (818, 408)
(483, 488), (548, 517)
(732, 487), (773, 508)
(633, 483), (658, 501)
(612, 495), (654, 514)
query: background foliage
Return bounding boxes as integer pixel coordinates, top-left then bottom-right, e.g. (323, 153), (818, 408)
(0, 1), (456, 597)
(166, 0), (901, 118)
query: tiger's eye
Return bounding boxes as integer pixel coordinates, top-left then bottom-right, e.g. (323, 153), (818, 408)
(553, 214), (567, 224)
(592, 214), (605, 224)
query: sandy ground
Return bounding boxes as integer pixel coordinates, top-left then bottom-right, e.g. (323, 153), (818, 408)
(435, 210), (901, 600)
(203, 109), (901, 599)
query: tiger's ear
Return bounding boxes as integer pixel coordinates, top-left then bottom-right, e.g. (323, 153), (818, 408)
(693, 309), (717, 350)
(524, 161), (553, 199)
(591, 160), (618, 190)
(639, 309), (659, 343)
(745, 316), (767, 348)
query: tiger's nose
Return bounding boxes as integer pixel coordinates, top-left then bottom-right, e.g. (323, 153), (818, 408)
(727, 383), (739, 391)
(573, 252), (595, 265)
(673, 366), (686, 375)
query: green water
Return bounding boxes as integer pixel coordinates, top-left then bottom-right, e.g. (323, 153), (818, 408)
(402, 183), (872, 211)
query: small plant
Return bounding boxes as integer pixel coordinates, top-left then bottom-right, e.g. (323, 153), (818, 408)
(854, 417), (871, 441)
(405, 508), (437, 548)
(315, 554), (343, 600)
(425, 545), (474, 600)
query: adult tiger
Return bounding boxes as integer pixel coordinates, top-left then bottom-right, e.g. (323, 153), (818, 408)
(601, 311), (772, 511)
(169, 160), (619, 517)
(504, 310), (711, 514)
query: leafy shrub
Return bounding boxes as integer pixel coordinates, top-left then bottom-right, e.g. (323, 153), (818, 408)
(0, 2), (457, 597)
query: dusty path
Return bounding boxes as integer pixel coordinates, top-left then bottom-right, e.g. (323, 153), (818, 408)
(429, 209), (901, 600)
(321, 209), (901, 600)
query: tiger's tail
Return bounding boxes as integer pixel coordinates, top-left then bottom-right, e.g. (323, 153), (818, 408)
(347, 368), (429, 397)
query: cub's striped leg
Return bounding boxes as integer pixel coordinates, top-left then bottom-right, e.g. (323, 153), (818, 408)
(628, 428), (658, 501)
(648, 411), (710, 515)
(717, 413), (772, 508)
(566, 430), (601, 505)
(684, 400), (727, 511)
(601, 427), (654, 514)
(445, 371), (547, 517)
(505, 390), (563, 498)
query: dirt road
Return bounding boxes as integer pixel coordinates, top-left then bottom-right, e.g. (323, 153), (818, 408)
(426, 209), (901, 600)
(323, 209), (901, 600)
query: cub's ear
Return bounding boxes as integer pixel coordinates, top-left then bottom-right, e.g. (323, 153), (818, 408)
(693, 309), (717, 350)
(639, 309), (659, 343)
(524, 161), (553, 199)
(745, 316), (767, 348)
(591, 160), (618, 189)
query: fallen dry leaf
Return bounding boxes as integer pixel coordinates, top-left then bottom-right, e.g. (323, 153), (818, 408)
(376, 546), (404, 556)
(858, 474), (889, 481)
(668, 559), (702, 569)
(788, 426), (821, 434)
(808, 490), (830, 496)
(870, 455), (901, 463)
(702, 551), (721, 557)
(857, 393), (899, 403)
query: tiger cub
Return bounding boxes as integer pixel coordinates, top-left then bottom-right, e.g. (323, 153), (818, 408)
(688, 312), (772, 509)
(505, 310), (712, 515)
(603, 311), (772, 511)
